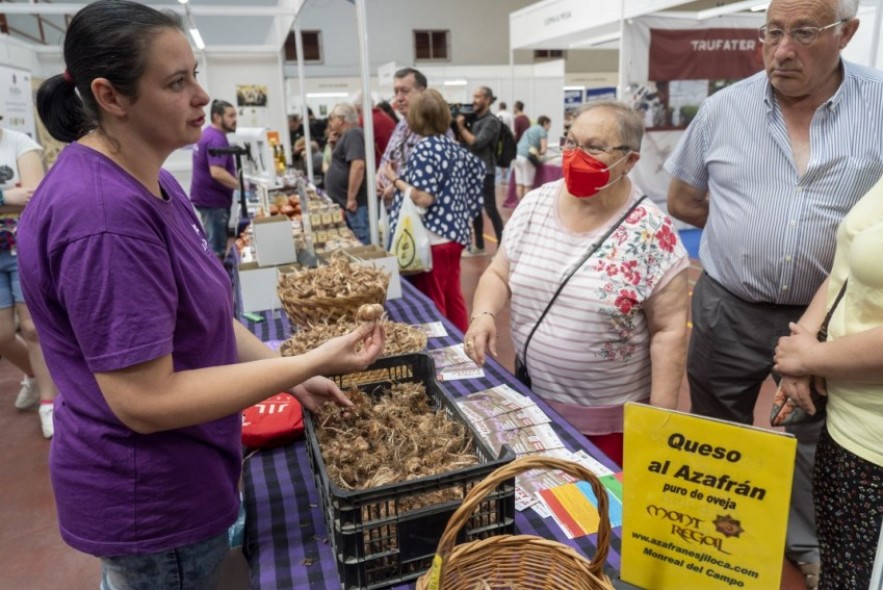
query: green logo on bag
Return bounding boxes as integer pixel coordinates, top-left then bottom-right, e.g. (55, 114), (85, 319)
(394, 217), (418, 271)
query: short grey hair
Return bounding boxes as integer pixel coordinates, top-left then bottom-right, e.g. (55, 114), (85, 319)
(572, 100), (644, 152)
(836, 0), (859, 20)
(330, 102), (359, 125)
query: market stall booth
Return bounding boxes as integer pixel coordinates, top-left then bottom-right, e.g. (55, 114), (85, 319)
(238, 279), (630, 590)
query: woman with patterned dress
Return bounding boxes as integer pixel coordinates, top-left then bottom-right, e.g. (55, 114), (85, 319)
(464, 101), (689, 466)
(383, 89), (485, 333)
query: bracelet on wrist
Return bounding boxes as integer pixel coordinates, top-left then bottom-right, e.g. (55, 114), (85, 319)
(470, 311), (495, 323)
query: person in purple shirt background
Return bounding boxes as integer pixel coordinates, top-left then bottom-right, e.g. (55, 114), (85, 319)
(190, 98), (238, 258)
(22, 1), (385, 588)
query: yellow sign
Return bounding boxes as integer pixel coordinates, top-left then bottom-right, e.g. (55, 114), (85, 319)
(621, 403), (796, 590)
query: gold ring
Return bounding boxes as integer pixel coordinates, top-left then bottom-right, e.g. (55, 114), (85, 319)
(465, 340), (473, 348)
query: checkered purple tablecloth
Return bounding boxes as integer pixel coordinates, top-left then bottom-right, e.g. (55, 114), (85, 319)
(240, 280), (627, 589)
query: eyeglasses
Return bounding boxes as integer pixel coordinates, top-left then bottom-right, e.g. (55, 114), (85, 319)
(758, 19), (848, 46)
(561, 137), (632, 156)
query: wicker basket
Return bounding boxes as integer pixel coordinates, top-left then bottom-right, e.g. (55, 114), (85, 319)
(277, 259), (388, 329)
(416, 455), (614, 590)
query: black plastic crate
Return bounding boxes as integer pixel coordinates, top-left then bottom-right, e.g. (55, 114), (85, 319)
(303, 353), (516, 590)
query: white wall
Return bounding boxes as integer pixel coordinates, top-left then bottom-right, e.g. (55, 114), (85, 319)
(423, 61), (566, 139)
(166, 50), (288, 193)
(31, 47), (290, 190)
(509, 0), (693, 50)
(0, 35), (41, 73)
(843, 3), (883, 69)
(35, 51), (63, 79)
(286, 0), (536, 80)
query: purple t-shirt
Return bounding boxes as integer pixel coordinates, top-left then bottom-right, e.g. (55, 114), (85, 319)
(190, 126), (236, 208)
(17, 143), (241, 556)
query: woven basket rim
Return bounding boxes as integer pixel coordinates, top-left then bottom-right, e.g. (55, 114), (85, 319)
(415, 455), (615, 590)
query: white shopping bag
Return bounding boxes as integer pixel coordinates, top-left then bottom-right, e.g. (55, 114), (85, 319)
(391, 191), (432, 274)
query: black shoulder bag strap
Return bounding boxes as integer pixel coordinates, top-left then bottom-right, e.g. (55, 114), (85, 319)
(816, 279), (847, 343)
(518, 195), (647, 373)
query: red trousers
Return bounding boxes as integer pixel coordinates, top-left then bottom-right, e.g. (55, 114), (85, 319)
(406, 241), (468, 333)
(587, 432), (624, 468)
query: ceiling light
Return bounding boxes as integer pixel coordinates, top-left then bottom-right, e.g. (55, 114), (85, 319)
(189, 28), (205, 50)
(443, 80), (468, 86)
(178, 0), (188, 4)
(750, 3), (768, 11)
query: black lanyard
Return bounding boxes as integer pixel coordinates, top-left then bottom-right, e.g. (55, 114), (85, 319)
(519, 195), (647, 370)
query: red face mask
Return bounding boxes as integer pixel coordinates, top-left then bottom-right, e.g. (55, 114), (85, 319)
(562, 149), (628, 198)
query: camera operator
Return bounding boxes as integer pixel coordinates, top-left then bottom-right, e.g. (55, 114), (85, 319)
(456, 86), (504, 255)
(449, 103), (474, 143)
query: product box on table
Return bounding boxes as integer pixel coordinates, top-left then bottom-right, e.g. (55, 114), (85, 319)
(252, 214), (297, 267)
(303, 353), (516, 590)
(238, 261), (281, 313)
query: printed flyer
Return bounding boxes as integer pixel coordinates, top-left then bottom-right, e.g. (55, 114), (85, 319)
(621, 403), (796, 590)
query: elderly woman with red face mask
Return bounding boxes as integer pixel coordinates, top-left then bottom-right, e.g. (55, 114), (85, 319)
(464, 101), (689, 466)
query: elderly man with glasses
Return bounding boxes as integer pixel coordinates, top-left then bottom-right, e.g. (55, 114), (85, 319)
(665, 0), (883, 587)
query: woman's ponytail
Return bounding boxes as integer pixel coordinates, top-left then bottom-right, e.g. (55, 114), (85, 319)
(36, 74), (87, 143)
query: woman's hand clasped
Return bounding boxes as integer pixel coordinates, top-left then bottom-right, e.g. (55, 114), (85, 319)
(382, 162), (398, 184)
(771, 322), (827, 425)
(770, 375), (826, 426)
(464, 314), (497, 366)
(773, 322), (818, 378)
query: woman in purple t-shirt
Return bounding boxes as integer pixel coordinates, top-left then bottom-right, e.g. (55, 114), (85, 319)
(19, 1), (385, 587)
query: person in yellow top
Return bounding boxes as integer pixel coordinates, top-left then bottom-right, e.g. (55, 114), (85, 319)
(773, 175), (883, 590)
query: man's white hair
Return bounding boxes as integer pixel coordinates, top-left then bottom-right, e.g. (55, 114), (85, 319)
(836, 0), (859, 19)
(330, 102), (359, 124)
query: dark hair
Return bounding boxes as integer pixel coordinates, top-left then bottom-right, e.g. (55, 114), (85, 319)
(478, 86), (496, 104)
(211, 100), (233, 122)
(499, 102), (507, 110)
(36, 0), (182, 143)
(537, 115), (551, 126)
(377, 100), (397, 122)
(514, 101), (524, 112)
(394, 67), (427, 90)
